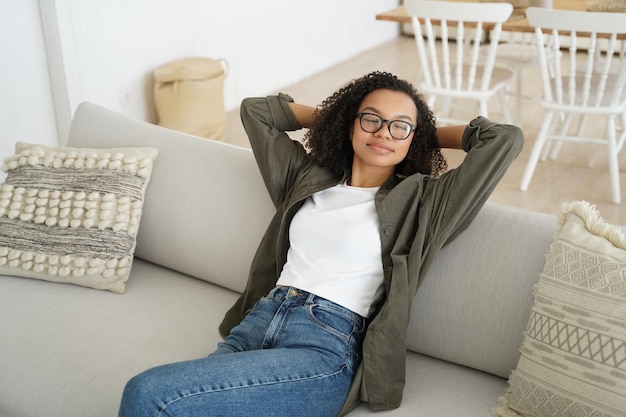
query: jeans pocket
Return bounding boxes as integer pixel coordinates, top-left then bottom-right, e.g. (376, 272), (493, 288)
(307, 303), (362, 342)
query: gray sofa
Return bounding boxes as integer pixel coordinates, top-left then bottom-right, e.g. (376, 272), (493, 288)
(1, 102), (561, 417)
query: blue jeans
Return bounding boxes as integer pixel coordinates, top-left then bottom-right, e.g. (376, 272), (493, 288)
(118, 286), (366, 417)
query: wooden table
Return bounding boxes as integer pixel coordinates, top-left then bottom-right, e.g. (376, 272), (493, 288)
(376, 0), (606, 33)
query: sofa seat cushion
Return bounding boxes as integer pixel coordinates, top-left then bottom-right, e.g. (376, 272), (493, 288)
(0, 260), (507, 417)
(0, 259), (238, 417)
(348, 352), (506, 416)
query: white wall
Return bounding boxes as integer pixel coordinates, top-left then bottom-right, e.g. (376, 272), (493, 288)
(50, 0), (400, 140)
(1, 0), (399, 168)
(0, 0), (58, 180)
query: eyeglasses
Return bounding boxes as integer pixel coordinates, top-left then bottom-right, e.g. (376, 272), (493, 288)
(355, 112), (416, 140)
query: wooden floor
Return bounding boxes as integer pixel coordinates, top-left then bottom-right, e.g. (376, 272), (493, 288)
(223, 35), (625, 226)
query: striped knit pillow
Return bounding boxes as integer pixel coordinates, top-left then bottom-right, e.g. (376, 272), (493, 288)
(0, 142), (158, 293)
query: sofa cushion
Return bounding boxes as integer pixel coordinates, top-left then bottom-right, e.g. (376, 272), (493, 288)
(0, 259), (239, 417)
(0, 142), (157, 293)
(493, 201), (626, 417)
(349, 352), (506, 417)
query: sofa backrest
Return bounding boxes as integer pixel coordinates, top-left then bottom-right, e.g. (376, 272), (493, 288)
(407, 203), (556, 378)
(68, 102), (274, 294)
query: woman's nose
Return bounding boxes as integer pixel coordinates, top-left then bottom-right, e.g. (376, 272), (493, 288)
(374, 122), (392, 139)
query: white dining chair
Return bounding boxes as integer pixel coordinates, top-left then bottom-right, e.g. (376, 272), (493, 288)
(492, 29), (560, 125)
(494, 32), (537, 122)
(404, 0), (514, 126)
(519, 7), (626, 204)
(482, 0), (558, 125)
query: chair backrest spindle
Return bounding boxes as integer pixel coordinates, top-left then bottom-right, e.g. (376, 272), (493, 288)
(527, 7), (626, 112)
(405, 0), (514, 124)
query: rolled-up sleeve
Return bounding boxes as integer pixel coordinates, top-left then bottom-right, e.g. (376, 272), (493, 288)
(425, 116), (525, 247)
(240, 94), (309, 207)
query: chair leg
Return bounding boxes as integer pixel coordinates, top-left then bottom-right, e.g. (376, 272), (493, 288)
(587, 112), (625, 168)
(617, 110), (626, 152)
(606, 116), (621, 204)
(514, 69), (523, 125)
(479, 99), (489, 119)
(588, 115), (609, 168)
(548, 112), (575, 161)
(540, 112), (560, 161)
(520, 111), (555, 191)
(587, 145), (605, 168)
(576, 114), (588, 137)
(539, 113), (562, 162)
(496, 89), (512, 124)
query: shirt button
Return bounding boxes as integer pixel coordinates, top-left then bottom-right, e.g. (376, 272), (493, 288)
(384, 228), (391, 235)
(386, 266), (393, 272)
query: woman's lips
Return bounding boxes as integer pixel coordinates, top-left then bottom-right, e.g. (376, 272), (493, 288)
(367, 142), (394, 153)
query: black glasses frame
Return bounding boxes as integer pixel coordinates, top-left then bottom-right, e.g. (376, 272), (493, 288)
(355, 112), (416, 140)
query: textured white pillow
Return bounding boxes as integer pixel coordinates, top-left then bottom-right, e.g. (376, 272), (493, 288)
(0, 142), (158, 293)
(493, 201), (626, 417)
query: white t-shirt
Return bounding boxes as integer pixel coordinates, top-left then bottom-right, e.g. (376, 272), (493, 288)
(277, 180), (384, 317)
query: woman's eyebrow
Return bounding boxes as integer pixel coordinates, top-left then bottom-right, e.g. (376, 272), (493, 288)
(361, 106), (415, 122)
(360, 106), (380, 114)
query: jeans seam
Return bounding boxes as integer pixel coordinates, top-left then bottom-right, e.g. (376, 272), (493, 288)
(157, 366), (348, 416)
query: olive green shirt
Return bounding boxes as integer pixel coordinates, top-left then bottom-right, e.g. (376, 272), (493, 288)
(219, 93), (524, 414)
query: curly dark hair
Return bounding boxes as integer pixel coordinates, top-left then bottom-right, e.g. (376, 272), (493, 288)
(305, 71), (447, 178)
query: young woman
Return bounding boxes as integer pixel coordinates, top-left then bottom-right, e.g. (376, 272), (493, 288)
(119, 71), (523, 417)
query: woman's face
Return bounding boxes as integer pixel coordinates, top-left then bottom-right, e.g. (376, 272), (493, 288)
(350, 88), (417, 178)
